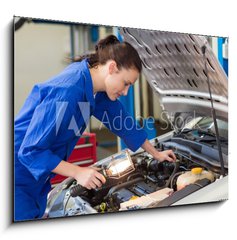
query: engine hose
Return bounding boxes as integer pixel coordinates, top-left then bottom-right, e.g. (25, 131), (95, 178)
(70, 184), (88, 197)
(105, 177), (144, 199)
(127, 172), (144, 181)
(165, 161), (180, 188)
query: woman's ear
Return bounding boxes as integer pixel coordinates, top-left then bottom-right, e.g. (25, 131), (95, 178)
(108, 60), (118, 74)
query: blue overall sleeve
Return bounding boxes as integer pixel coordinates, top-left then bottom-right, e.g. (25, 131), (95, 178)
(93, 92), (147, 152)
(18, 86), (78, 182)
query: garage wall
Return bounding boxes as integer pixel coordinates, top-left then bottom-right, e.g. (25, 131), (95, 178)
(14, 22), (70, 116)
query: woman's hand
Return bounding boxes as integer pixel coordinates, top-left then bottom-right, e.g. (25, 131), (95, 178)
(141, 139), (176, 162)
(153, 150), (176, 162)
(73, 166), (106, 190)
(52, 161), (106, 190)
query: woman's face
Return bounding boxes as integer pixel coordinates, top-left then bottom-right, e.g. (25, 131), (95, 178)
(105, 61), (139, 101)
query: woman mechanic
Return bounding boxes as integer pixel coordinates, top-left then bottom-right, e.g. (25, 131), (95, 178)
(14, 35), (176, 221)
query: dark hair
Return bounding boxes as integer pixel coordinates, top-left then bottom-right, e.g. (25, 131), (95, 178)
(74, 35), (142, 73)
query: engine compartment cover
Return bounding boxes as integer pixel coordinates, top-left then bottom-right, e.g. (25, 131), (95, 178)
(120, 28), (228, 121)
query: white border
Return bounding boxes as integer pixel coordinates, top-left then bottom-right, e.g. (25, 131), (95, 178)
(1, 1), (236, 239)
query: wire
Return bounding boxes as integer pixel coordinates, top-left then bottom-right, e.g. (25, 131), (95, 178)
(63, 194), (71, 216)
(165, 161), (180, 188)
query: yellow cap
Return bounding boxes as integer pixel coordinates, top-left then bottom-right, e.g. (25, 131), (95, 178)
(100, 202), (106, 211)
(191, 167), (203, 174)
(130, 196), (139, 201)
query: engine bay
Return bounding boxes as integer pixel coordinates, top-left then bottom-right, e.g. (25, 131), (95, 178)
(46, 137), (228, 218)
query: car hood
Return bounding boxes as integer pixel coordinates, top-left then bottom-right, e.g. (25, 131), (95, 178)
(120, 28), (228, 121)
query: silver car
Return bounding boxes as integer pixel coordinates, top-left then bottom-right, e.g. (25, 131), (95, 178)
(44, 29), (228, 218)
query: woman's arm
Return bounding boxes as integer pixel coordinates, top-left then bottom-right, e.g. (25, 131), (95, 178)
(141, 139), (176, 162)
(52, 161), (106, 189)
(92, 92), (147, 152)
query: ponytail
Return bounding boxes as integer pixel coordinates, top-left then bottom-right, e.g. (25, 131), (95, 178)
(73, 35), (142, 73)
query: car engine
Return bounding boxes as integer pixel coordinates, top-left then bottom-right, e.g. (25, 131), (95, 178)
(45, 136), (227, 218)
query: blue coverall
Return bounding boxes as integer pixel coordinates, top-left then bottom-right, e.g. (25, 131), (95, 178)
(14, 59), (147, 221)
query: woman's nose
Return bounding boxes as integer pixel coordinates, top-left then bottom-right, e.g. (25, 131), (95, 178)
(122, 86), (130, 96)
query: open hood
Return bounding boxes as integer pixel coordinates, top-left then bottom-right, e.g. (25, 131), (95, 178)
(120, 28), (228, 121)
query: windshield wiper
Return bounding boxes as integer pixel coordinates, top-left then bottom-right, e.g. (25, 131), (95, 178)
(181, 128), (215, 136)
(179, 128), (228, 144)
(183, 128), (227, 140)
(198, 135), (228, 144)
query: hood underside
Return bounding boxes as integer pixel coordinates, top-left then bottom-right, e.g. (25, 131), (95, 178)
(120, 28), (228, 121)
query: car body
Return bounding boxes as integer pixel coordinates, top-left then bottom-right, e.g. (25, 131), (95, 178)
(44, 28), (228, 218)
